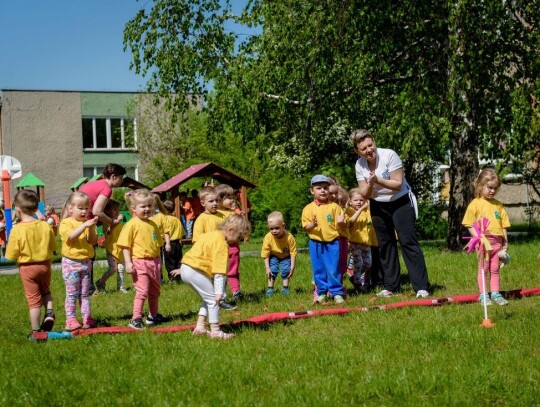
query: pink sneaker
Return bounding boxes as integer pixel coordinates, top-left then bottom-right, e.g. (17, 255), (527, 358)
(192, 327), (209, 336)
(208, 330), (235, 340)
(82, 316), (97, 329)
(65, 317), (82, 331)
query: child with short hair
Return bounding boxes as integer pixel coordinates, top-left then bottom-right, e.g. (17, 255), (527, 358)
(59, 191), (99, 330)
(302, 174), (346, 304)
(462, 169), (511, 306)
(162, 200), (184, 282)
(95, 200), (128, 294)
(171, 214), (251, 339)
(215, 183), (244, 301)
(6, 190), (56, 336)
(348, 188), (378, 292)
(118, 189), (165, 329)
(261, 211), (297, 297)
(192, 186), (226, 242)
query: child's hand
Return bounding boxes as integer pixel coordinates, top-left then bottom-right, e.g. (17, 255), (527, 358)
(337, 212), (345, 224)
(85, 216), (99, 228)
(165, 243), (172, 252)
(125, 262), (134, 274)
(265, 268), (271, 279)
(312, 216), (318, 227)
(287, 268), (295, 279)
(170, 268), (181, 278)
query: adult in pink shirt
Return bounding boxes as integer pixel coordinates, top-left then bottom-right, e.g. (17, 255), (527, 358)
(79, 163), (126, 229)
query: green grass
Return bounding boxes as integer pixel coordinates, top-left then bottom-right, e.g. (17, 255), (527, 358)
(1, 238), (540, 406)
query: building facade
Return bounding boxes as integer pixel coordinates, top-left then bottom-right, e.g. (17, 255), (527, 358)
(0, 90), (139, 203)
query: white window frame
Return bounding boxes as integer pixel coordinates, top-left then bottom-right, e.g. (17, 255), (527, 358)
(83, 117), (137, 151)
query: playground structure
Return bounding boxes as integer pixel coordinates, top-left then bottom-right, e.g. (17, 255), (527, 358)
(151, 162), (257, 221)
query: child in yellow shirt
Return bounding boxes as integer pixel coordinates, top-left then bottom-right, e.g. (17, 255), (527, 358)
(171, 214), (251, 340)
(163, 200), (185, 282)
(5, 190), (56, 337)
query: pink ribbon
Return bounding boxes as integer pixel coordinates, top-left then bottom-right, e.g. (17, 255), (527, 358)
(464, 217), (492, 257)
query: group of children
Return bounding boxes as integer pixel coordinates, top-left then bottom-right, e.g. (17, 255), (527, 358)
(6, 167), (513, 340)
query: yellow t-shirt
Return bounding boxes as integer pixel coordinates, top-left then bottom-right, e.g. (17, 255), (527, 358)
(182, 230), (229, 278)
(59, 218), (96, 260)
(260, 231), (298, 259)
(348, 207), (378, 246)
(117, 218), (163, 259)
(218, 208), (235, 218)
(104, 223), (124, 262)
(5, 220), (56, 264)
(149, 212), (170, 240)
(192, 212), (226, 242)
(462, 197), (511, 236)
(166, 215), (184, 241)
(301, 201), (342, 242)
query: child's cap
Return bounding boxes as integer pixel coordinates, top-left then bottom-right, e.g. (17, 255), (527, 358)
(311, 174), (330, 185)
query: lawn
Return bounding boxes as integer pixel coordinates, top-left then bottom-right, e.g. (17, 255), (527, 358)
(1, 238), (540, 406)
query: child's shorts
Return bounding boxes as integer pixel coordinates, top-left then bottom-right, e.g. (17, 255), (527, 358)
(269, 256), (291, 280)
(19, 260), (52, 308)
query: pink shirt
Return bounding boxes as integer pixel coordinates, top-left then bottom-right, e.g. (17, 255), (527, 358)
(79, 179), (112, 218)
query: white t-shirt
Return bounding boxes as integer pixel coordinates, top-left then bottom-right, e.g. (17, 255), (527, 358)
(355, 148), (409, 202)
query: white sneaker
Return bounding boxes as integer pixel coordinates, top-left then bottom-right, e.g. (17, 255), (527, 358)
(416, 290), (430, 298)
(376, 289), (393, 298)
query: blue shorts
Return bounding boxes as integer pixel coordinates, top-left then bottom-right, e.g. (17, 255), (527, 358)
(269, 256), (291, 280)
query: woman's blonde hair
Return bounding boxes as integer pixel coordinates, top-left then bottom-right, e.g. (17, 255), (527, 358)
(219, 214), (251, 240)
(124, 189), (155, 211)
(61, 191), (90, 219)
(350, 129), (373, 147)
(474, 168), (501, 198)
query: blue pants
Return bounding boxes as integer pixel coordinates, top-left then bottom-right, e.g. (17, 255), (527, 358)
(309, 239), (343, 296)
(269, 256), (291, 280)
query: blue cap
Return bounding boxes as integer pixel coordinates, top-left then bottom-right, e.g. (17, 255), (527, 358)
(311, 174), (331, 185)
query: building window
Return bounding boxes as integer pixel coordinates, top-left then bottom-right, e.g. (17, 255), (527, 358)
(82, 117), (136, 150)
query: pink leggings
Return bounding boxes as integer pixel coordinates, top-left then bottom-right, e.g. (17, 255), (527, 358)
(477, 236), (502, 293)
(132, 258), (161, 319)
(227, 244), (240, 293)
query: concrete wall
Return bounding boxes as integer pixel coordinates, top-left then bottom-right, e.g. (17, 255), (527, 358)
(1, 90), (82, 204)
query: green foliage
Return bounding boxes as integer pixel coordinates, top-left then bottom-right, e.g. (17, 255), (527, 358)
(416, 201), (448, 241)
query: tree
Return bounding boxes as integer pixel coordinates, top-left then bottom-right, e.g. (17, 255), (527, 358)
(124, 0), (540, 248)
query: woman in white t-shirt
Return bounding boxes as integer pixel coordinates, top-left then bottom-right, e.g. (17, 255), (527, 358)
(351, 129), (429, 299)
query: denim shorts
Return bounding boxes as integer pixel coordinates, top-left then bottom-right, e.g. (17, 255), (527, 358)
(269, 255), (291, 279)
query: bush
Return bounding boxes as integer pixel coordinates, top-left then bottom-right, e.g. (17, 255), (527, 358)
(416, 201), (448, 240)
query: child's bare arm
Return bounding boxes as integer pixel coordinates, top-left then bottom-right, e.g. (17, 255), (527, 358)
(123, 248), (133, 274)
(264, 257), (271, 279)
(303, 216), (317, 232)
(68, 216), (98, 241)
(288, 256), (296, 278)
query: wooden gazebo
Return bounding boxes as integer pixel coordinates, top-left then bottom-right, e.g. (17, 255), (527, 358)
(151, 162), (257, 219)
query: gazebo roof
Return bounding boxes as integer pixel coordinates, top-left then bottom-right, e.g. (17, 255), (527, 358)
(15, 172), (45, 188)
(122, 176), (151, 190)
(151, 162), (257, 193)
(70, 177), (89, 190)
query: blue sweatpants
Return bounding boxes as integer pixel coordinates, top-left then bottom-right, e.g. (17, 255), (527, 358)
(309, 239), (343, 296)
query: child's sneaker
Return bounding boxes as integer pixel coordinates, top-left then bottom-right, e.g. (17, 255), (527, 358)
(376, 289), (393, 298)
(145, 313), (165, 325)
(192, 326), (209, 336)
(220, 300), (237, 310)
(95, 280), (106, 293)
(316, 294), (327, 303)
(334, 295), (345, 304)
(281, 287), (290, 296)
(265, 288), (274, 298)
(129, 318), (145, 330)
(232, 291), (243, 301)
(83, 316), (97, 329)
(491, 292), (508, 306)
(65, 317), (82, 331)
(478, 293), (493, 306)
(118, 286), (129, 294)
(208, 330), (235, 340)
(40, 311), (55, 332)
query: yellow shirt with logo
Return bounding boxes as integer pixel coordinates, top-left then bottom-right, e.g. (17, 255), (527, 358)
(192, 212), (227, 242)
(5, 220), (56, 264)
(104, 223), (124, 262)
(301, 201), (342, 242)
(117, 218), (163, 259)
(59, 218), (96, 260)
(149, 212), (170, 241)
(462, 197), (510, 236)
(182, 230), (229, 278)
(261, 231), (298, 259)
(348, 207), (378, 246)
